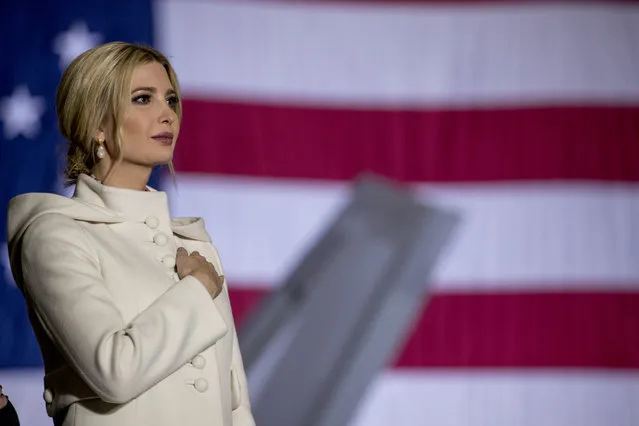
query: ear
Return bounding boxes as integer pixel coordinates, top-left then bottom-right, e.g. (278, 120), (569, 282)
(95, 130), (106, 142)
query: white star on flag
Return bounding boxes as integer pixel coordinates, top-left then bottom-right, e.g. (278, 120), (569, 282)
(0, 85), (46, 140)
(53, 21), (103, 71)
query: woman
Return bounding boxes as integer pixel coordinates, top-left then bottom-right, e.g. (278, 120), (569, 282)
(6, 42), (255, 426)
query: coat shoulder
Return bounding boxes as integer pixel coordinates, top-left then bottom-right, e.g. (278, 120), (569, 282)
(23, 212), (89, 244)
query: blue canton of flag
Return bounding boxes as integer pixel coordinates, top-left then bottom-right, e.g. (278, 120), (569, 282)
(0, 0), (155, 368)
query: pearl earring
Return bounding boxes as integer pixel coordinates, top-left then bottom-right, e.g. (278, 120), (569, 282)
(96, 138), (105, 159)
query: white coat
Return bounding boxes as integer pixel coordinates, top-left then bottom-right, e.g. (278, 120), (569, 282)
(7, 174), (255, 426)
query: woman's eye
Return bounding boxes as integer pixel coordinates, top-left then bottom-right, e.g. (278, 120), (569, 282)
(167, 96), (180, 110)
(132, 94), (151, 104)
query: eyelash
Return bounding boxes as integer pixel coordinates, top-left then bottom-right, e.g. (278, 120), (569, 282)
(132, 94), (180, 110)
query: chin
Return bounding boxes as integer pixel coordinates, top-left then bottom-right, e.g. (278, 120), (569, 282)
(152, 157), (173, 167)
(149, 149), (174, 165)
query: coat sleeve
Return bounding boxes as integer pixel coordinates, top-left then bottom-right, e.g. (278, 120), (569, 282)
(18, 213), (229, 404)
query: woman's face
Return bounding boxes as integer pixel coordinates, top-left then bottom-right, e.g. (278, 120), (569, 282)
(102, 61), (180, 170)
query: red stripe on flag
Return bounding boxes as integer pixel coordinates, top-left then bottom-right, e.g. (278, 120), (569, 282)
(228, 287), (639, 369)
(175, 100), (639, 182)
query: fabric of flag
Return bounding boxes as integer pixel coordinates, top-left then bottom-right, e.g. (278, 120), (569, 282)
(2, 1), (639, 425)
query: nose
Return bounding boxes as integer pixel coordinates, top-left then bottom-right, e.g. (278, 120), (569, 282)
(158, 102), (176, 125)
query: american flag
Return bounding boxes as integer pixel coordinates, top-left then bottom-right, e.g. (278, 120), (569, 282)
(2, 1), (639, 425)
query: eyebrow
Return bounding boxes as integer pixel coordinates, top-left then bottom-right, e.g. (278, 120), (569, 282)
(131, 86), (177, 96)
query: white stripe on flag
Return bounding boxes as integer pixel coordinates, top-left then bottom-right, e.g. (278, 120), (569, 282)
(156, 0), (639, 106)
(352, 370), (639, 426)
(165, 174), (639, 289)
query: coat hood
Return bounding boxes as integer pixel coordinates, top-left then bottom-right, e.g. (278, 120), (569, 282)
(7, 174), (212, 271)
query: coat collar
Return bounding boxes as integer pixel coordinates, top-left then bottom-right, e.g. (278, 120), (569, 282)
(73, 174), (211, 242)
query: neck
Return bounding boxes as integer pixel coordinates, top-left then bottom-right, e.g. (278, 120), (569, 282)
(94, 161), (152, 191)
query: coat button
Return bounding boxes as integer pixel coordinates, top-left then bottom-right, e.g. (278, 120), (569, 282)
(162, 255), (176, 268)
(145, 216), (159, 229)
(194, 378), (209, 393)
(153, 233), (168, 246)
(43, 389), (54, 403)
(191, 355), (206, 369)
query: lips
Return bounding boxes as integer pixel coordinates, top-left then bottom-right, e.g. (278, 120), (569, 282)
(151, 132), (174, 145)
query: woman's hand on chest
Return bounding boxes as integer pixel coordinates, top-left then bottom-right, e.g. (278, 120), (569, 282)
(175, 247), (224, 298)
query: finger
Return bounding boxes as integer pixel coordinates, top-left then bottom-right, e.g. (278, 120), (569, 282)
(177, 266), (197, 280)
(207, 263), (217, 276)
(207, 264), (224, 285)
(217, 274), (226, 286)
(201, 263), (218, 284)
(191, 251), (206, 260)
(176, 250), (194, 276)
(208, 262), (221, 275)
(176, 250), (186, 269)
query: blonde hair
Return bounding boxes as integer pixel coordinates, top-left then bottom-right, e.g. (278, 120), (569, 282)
(56, 41), (181, 186)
